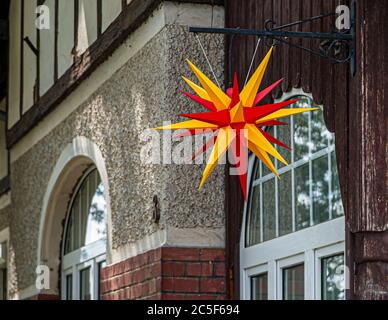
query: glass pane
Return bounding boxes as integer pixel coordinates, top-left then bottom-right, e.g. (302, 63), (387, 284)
(311, 106), (330, 153)
(262, 128), (275, 177)
(73, 199), (80, 251)
(295, 163), (310, 230)
(263, 179), (276, 241)
(85, 182), (107, 245)
(251, 273), (268, 300)
(64, 169), (107, 254)
(283, 264), (304, 300)
(276, 117), (292, 168)
(331, 152), (344, 218)
(80, 267), (91, 300)
(98, 261), (106, 300)
(278, 171), (293, 236)
(253, 158), (261, 180)
(321, 254), (345, 300)
(312, 156), (329, 224)
(64, 211), (73, 253)
(65, 274), (72, 300)
(247, 185), (261, 246)
(293, 98), (310, 161)
(0, 268), (6, 300)
(80, 180), (89, 247)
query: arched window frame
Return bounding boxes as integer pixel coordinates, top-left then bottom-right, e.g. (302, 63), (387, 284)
(61, 165), (107, 300)
(240, 89), (346, 300)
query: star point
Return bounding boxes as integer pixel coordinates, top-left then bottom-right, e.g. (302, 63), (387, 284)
(156, 48), (316, 200)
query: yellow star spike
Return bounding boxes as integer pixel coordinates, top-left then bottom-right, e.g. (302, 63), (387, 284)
(248, 141), (278, 177)
(256, 108), (318, 124)
(240, 47), (273, 107)
(199, 126), (236, 189)
(182, 76), (211, 101)
(186, 59), (231, 110)
(155, 119), (218, 130)
(245, 124), (288, 166)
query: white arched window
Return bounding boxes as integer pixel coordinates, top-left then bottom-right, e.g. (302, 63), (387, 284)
(61, 167), (107, 300)
(241, 91), (345, 300)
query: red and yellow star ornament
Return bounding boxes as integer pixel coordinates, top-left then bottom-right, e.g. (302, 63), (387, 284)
(156, 48), (317, 200)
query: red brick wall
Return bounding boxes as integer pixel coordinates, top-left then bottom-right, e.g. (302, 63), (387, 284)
(101, 247), (226, 300)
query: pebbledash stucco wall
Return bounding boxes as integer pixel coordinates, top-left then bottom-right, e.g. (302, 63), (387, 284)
(1, 2), (225, 297)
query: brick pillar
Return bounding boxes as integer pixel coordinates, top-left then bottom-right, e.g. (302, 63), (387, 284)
(101, 247), (226, 300)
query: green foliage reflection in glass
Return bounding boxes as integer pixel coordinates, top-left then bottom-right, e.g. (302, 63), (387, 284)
(321, 254), (345, 300)
(64, 168), (107, 254)
(247, 96), (344, 247)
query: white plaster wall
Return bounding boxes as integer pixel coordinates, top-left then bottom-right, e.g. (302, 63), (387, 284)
(23, 0), (38, 113)
(8, 0), (21, 128)
(39, 0), (55, 96)
(77, 0), (98, 55)
(58, 0), (75, 78)
(101, 0), (122, 33)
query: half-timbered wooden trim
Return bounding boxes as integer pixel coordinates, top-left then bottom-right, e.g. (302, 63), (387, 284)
(6, 0), (224, 148)
(97, 0), (102, 37)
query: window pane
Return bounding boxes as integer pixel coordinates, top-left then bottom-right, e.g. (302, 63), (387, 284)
(293, 99), (310, 161)
(331, 153), (344, 218)
(251, 273), (268, 300)
(253, 158), (261, 180)
(278, 171), (293, 236)
(65, 274), (72, 300)
(73, 199), (80, 251)
(262, 128), (275, 177)
(321, 254), (345, 300)
(64, 169), (107, 254)
(263, 179), (276, 241)
(80, 180), (89, 247)
(295, 163), (310, 230)
(80, 267), (91, 300)
(64, 211), (73, 253)
(85, 182), (107, 245)
(276, 117), (291, 168)
(311, 106), (329, 153)
(0, 268), (6, 300)
(312, 156), (329, 224)
(283, 264), (304, 300)
(247, 186), (261, 246)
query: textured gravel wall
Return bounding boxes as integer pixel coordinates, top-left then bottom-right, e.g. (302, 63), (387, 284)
(3, 23), (225, 293)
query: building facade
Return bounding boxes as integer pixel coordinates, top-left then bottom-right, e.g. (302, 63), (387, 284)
(0, 0), (386, 300)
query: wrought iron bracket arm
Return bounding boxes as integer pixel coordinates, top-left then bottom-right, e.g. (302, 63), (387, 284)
(189, 1), (356, 75)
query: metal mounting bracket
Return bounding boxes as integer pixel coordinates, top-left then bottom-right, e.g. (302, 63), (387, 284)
(189, 0), (356, 76)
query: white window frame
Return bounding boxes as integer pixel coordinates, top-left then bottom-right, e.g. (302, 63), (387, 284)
(61, 167), (107, 300)
(240, 90), (346, 300)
